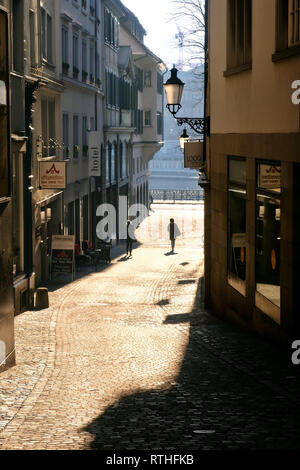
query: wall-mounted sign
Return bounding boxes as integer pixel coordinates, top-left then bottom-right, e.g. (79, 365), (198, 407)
(88, 131), (101, 177)
(232, 233), (246, 248)
(184, 141), (204, 169)
(259, 165), (281, 190)
(51, 235), (75, 280)
(39, 161), (67, 189)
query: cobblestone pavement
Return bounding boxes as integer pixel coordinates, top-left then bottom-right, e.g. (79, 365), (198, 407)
(0, 204), (300, 450)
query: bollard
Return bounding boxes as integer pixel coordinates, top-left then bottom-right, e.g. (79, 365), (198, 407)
(35, 287), (49, 310)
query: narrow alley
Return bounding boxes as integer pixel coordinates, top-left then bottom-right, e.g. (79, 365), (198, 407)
(0, 204), (299, 450)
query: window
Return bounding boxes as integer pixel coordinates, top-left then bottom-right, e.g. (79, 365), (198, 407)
(82, 116), (88, 156)
(41, 7), (53, 63)
(111, 144), (116, 182)
(256, 162), (281, 311)
(82, 0), (87, 10)
(289, 0), (300, 45)
(122, 143), (127, 178)
(106, 69), (118, 107)
(105, 145), (110, 183)
(144, 71), (152, 87)
(90, 43), (94, 81)
(135, 67), (143, 92)
(157, 72), (163, 94)
(90, 0), (95, 16)
(12, 150), (24, 276)
(104, 8), (119, 49)
(29, 10), (36, 66)
(62, 26), (69, 67)
(226, 0), (252, 71)
(228, 157), (247, 295)
(82, 40), (87, 80)
(73, 115), (79, 158)
(41, 97), (56, 157)
(73, 34), (79, 78)
(13, 0), (23, 73)
(144, 110), (151, 127)
(62, 114), (69, 159)
(157, 112), (162, 135)
(135, 110), (143, 135)
(90, 116), (95, 131)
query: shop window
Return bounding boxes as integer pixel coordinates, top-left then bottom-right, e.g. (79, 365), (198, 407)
(256, 162), (281, 310)
(12, 151), (24, 276)
(228, 157), (247, 295)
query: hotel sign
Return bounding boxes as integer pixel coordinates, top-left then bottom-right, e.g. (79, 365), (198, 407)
(184, 141), (204, 169)
(39, 161), (67, 189)
(88, 131), (101, 177)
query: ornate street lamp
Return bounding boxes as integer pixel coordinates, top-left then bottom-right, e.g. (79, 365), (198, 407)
(164, 66), (185, 116)
(163, 65), (210, 136)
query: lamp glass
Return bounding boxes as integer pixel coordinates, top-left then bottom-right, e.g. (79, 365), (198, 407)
(164, 83), (184, 106)
(179, 129), (190, 150)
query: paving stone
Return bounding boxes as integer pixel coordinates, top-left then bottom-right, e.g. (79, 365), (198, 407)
(0, 204), (299, 449)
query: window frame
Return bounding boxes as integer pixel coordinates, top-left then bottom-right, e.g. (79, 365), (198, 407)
(224, 0), (252, 76)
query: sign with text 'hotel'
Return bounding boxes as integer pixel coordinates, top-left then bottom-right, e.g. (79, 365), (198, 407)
(184, 141), (204, 169)
(39, 161), (67, 189)
(88, 131), (101, 177)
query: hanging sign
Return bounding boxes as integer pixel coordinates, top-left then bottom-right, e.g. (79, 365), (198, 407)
(39, 161), (67, 189)
(88, 131), (101, 177)
(184, 141), (204, 169)
(259, 165), (281, 190)
(51, 235), (75, 280)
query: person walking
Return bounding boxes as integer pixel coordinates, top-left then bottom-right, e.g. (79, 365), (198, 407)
(126, 220), (135, 257)
(168, 218), (180, 253)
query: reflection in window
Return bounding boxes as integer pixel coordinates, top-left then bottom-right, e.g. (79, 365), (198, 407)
(111, 145), (116, 182)
(228, 157), (246, 294)
(256, 162), (281, 308)
(105, 145), (110, 183)
(0, 80), (6, 105)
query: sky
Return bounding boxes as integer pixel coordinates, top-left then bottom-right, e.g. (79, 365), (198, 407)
(121, 0), (182, 69)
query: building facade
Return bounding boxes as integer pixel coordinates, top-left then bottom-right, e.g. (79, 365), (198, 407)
(119, 7), (166, 210)
(205, 0), (300, 342)
(60, 0), (103, 249)
(0, 0), (15, 372)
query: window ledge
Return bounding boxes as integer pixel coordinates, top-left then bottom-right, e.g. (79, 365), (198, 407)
(272, 45), (300, 62)
(223, 63), (252, 77)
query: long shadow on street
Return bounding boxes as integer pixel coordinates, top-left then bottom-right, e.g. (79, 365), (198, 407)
(84, 277), (300, 450)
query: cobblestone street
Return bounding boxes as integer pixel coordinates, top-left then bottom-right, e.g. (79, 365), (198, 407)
(0, 204), (300, 450)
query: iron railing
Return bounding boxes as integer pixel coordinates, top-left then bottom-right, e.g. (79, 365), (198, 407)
(150, 189), (204, 202)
